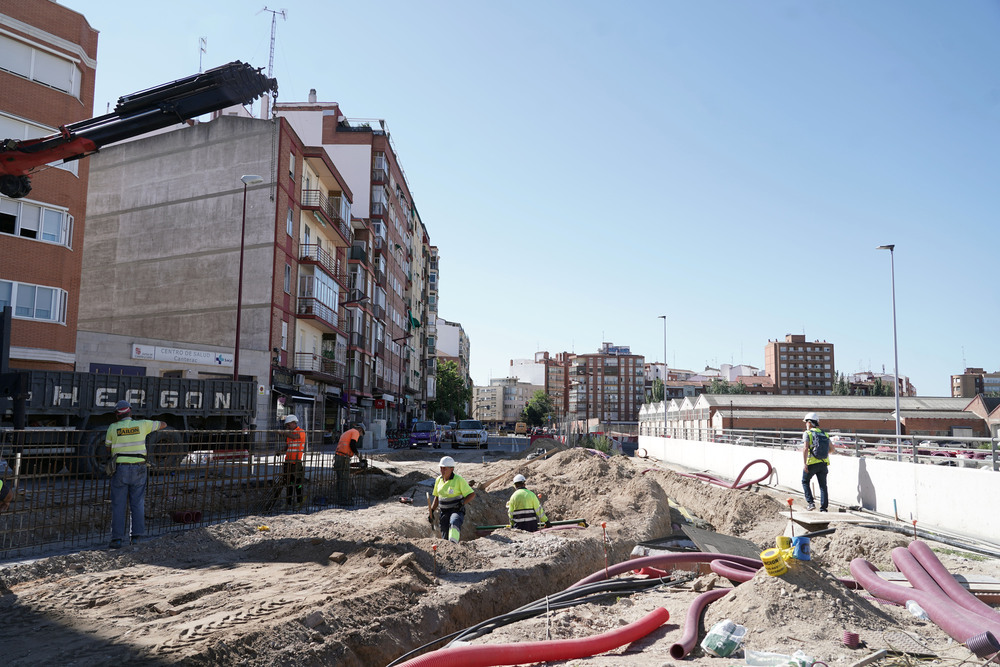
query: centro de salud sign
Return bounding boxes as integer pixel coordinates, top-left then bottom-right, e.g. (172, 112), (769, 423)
(132, 344), (233, 367)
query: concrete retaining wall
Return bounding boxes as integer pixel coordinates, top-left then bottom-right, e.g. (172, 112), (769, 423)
(638, 435), (998, 545)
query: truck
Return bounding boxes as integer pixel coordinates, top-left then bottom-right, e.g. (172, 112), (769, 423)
(1, 60), (277, 198)
(0, 370), (256, 475)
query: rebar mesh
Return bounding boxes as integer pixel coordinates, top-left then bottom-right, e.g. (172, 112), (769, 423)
(0, 429), (370, 559)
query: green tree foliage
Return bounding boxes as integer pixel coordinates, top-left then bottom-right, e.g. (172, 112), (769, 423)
(429, 360), (471, 421)
(707, 378), (749, 394)
(648, 378), (665, 403)
(833, 373), (850, 395)
(870, 377), (895, 397)
(520, 390), (555, 427)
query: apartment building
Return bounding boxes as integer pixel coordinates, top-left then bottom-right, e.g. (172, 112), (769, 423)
(473, 377), (543, 428)
(77, 114), (365, 432)
(764, 334), (836, 395)
(951, 367), (1000, 398)
(567, 342), (645, 424)
(436, 318), (470, 383)
(0, 1), (97, 370)
(275, 95), (434, 428)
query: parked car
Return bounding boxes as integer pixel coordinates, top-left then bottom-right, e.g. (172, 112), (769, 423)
(514, 422), (528, 436)
(409, 420), (441, 449)
(453, 419), (488, 449)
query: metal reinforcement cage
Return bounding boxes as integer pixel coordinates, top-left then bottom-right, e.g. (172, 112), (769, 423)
(0, 428), (371, 560)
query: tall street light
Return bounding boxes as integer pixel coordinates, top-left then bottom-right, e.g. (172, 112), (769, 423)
(877, 244), (902, 461)
(234, 175), (263, 382)
(658, 314), (667, 437)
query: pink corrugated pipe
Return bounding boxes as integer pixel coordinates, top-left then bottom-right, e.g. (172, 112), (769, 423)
(675, 459), (773, 490)
(669, 588), (730, 659)
(393, 607), (670, 667)
(908, 540), (1000, 623)
(572, 552), (762, 588)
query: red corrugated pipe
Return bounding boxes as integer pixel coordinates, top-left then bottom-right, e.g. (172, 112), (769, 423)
(572, 552), (762, 588)
(908, 540), (1000, 623)
(675, 459), (773, 490)
(393, 607), (670, 667)
(669, 588), (730, 659)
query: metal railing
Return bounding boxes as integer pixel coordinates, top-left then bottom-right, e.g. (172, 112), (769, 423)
(300, 189), (352, 242)
(638, 426), (999, 471)
(0, 429), (372, 560)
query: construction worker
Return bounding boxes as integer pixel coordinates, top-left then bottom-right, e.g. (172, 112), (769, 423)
(105, 400), (166, 549)
(335, 423), (364, 505)
(0, 477), (12, 512)
(429, 455), (475, 542)
(507, 473), (550, 532)
(801, 412), (831, 512)
(282, 414), (307, 509)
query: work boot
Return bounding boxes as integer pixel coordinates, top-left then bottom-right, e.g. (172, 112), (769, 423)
(130, 535), (141, 545)
(109, 539), (123, 550)
(806, 503), (816, 511)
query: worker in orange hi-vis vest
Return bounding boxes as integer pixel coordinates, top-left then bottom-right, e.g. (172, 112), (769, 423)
(335, 423), (363, 505)
(282, 414), (307, 509)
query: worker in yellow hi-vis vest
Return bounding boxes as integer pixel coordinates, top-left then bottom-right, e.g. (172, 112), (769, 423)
(0, 477), (12, 512)
(105, 400), (166, 549)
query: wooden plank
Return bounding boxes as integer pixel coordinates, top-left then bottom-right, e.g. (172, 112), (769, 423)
(782, 510), (873, 525)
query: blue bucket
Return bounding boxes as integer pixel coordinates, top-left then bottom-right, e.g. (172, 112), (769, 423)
(791, 536), (811, 560)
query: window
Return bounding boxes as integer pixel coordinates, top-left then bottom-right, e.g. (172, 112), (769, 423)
(0, 196), (73, 246)
(0, 34), (82, 97)
(284, 264), (291, 293)
(289, 153), (295, 180)
(286, 208), (294, 236)
(0, 279), (66, 323)
(281, 321), (288, 350)
(303, 224), (311, 247)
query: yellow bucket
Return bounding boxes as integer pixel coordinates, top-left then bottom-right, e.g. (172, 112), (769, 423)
(776, 535), (792, 550)
(761, 548), (788, 577)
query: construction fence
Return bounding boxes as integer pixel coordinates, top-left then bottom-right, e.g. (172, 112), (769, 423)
(0, 428), (371, 561)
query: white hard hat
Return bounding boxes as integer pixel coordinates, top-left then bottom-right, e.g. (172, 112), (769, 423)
(284, 414), (298, 424)
(513, 474), (526, 484)
(439, 456), (456, 468)
(803, 412), (819, 423)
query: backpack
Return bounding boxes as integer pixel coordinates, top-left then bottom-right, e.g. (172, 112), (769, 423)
(810, 430), (830, 460)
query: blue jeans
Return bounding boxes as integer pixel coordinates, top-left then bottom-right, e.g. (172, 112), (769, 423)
(111, 462), (147, 542)
(439, 509), (465, 540)
(802, 462), (828, 510)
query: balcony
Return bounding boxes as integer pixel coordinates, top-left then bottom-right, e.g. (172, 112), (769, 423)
(375, 267), (386, 287)
(293, 352), (346, 382)
(372, 236), (385, 255)
(349, 332), (367, 349)
(301, 189), (352, 243)
(370, 201), (385, 217)
(374, 338), (385, 357)
(372, 166), (387, 184)
(349, 246), (369, 265)
(299, 244), (347, 287)
(372, 303), (385, 320)
(297, 297), (339, 330)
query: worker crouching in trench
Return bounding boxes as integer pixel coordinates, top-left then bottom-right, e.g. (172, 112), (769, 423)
(429, 456), (475, 542)
(507, 474), (550, 532)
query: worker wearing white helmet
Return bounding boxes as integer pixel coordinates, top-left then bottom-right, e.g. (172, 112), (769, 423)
(282, 414), (307, 509)
(429, 455), (475, 542)
(507, 473), (549, 532)
(801, 412), (831, 512)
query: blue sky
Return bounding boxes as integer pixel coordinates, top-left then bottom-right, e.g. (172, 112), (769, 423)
(61, 0), (1000, 396)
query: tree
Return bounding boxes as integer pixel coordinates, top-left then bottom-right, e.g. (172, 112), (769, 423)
(429, 360), (471, 421)
(832, 373), (850, 396)
(521, 390), (554, 427)
(707, 378), (747, 394)
(648, 378), (665, 403)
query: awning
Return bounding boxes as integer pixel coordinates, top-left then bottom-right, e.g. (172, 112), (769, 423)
(272, 386), (316, 402)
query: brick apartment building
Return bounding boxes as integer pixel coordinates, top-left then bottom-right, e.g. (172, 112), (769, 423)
(952, 367), (1000, 398)
(0, 1), (97, 371)
(764, 334), (835, 395)
(568, 342), (645, 425)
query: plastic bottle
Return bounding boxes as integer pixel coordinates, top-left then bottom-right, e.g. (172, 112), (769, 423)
(905, 600), (930, 620)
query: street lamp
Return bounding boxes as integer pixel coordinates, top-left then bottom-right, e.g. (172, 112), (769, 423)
(234, 174), (263, 382)
(658, 314), (668, 438)
(877, 244), (902, 461)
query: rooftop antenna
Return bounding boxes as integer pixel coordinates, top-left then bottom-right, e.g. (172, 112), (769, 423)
(198, 37), (207, 73)
(258, 7), (286, 118)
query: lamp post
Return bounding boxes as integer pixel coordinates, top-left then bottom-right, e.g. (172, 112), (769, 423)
(658, 314), (667, 435)
(877, 244), (902, 461)
(234, 175), (263, 382)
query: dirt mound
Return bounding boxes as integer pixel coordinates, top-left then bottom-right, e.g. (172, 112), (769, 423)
(812, 523), (910, 574)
